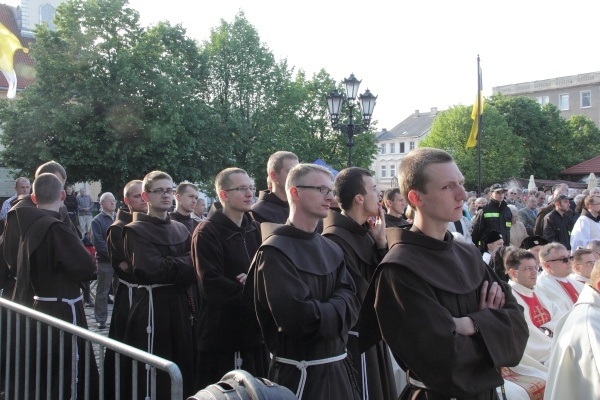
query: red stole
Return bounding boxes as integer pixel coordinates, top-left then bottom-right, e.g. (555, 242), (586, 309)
(515, 292), (551, 327)
(557, 280), (579, 304)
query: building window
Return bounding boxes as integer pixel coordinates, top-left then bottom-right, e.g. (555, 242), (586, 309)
(40, 4), (56, 30)
(399, 142), (405, 154)
(390, 143), (396, 154)
(380, 144), (386, 154)
(581, 91), (591, 108)
(390, 164), (396, 177)
(559, 94), (569, 111)
(410, 141), (415, 151)
(536, 96), (549, 105)
(381, 165), (387, 178)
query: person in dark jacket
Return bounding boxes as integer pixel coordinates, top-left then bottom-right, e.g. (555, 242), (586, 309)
(193, 168), (268, 389)
(471, 183), (512, 249)
(543, 194), (574, 250)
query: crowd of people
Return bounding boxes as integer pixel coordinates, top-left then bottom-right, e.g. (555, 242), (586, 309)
(0, 149), (597, 400)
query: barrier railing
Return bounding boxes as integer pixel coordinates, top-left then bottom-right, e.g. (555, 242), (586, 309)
(0, 297), (183, 400)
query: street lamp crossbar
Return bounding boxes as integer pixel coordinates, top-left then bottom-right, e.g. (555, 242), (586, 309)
(326, 74), (377, 167)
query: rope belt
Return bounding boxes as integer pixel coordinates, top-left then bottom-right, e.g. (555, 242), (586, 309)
(137, 283), (174, 400)
(348, 331), (369, 400)
(406, 371), (457, 400)
(234, 351), (243, 370)
(272, 351), (347, 399)
(34, 294), (83, 399)
(118, 278), (139, 308)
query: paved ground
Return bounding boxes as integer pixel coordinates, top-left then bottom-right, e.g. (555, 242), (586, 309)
(82, 280), (112, 363)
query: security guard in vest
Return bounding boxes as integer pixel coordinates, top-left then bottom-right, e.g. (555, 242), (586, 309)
(471, 183), (512, 251)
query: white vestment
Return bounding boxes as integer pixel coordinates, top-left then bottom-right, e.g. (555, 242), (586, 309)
(535, 272), (583, 315)
(544, 284), (600, 400)
(569, 214), (600, 251)
(509, 281), (565, 364)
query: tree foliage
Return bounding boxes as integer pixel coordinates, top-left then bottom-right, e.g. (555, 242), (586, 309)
(421, 105), (525, 190)
(0, 4), (378, 195)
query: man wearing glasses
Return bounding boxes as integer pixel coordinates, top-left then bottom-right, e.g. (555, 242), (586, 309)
(122, 171), (196, 399)
(192, 168), (268, 389)
(505, 188), (523, 210)
(536, 243), (583, 315)
(246, 163), (360, 399)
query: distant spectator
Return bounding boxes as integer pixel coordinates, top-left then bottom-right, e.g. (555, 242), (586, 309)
(517, 196), (538, 236)
(64, 185), (79, 229)
(543, 194), (574, 250)
(508, 204), (528, 248)
(0, 177), (30, 221)
(77, 187), (94, 238)
(570, 194), (600, 251)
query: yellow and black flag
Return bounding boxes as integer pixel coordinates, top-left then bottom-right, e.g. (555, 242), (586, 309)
(466, 57), (483, 148)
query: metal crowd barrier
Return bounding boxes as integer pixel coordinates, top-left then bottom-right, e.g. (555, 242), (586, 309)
(0, 297), (183, 400)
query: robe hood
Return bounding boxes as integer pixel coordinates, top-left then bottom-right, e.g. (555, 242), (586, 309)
(261, 222), (343, 276)
(322, 209), (374, 265)
(125, 212), (189, 246)
(383, 227), (485, 294)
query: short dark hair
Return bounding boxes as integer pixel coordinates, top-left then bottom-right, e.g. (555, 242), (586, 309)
(573, 248), (594, 264)
(334, 167), (372, 211)
(399, 148), (453, 208)
(143, 171), (172, 192)
(215, 168), (247, 193)
(383, 188), (400, 204)
(176, 182), (199, 195)
(123, 180), (143, 199)
(504, 248), (536, 273)
(35, 161), (67, 182)
(267, 151), (298, 175)
(33, 173), (63, 205)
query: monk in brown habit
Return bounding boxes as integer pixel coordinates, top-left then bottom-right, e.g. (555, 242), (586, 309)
(245, 163), (361, 399)
(360, 148), (528, 399)
(12, 173), (99, 399)
(122, 171), (197, 399)
(193, 168), (268, 388)
(103, 179), (147, 398)
(322, 167), (396, 400)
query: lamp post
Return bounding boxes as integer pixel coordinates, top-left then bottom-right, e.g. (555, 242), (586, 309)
(326, 74), (377, 167)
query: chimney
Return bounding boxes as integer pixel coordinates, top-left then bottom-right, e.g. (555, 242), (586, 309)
(382, 128), (387, 132)
(431, 107), (438, 115)
(414, 109), (419, 117)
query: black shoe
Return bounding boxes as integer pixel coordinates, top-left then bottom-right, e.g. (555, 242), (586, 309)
(98, 322), (107, 329)
(85, 301), (94, 308)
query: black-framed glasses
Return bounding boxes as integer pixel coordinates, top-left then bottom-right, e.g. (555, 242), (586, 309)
(224, 186), (256, 193)
(296, 185), (334, 196)
(546, 256), (574, 263)
(147, 188), (174, 195)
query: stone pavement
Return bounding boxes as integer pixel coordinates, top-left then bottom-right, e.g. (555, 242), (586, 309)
(83, 280), (113, 363)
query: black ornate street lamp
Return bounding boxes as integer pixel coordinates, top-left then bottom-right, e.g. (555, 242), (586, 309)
(326, 74), (377, 167)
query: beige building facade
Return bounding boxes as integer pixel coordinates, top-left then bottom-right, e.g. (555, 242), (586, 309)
(371, 108), (439, 190)
(493, 71), (600, 127)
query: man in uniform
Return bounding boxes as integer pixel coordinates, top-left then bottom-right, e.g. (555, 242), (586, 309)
(471, 183), (512, 248)
(322, 167), (396, 400)
(170, 182), (200, 234)
(250, 151), (298, 223)
(193, 168), (267, 388)
(246, 163), (361, 399)
(122, 171), (196, 399)
(360, 148), (528, 399)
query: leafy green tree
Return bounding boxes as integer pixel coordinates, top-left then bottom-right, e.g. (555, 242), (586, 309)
(420, 105), (525, 190)
(0, 0), (220, 195)
(566, 115), (600, 166)
(486, 93), (573, 179)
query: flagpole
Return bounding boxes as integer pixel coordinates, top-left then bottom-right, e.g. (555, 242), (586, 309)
(476, 55), (482, 196)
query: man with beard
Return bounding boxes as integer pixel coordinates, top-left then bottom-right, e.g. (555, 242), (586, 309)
(245, 163), (360, 399)
(250, 151), (298, 223)
(193, 168), (267, 388)
(322, 167), (396, 400)
(360, 148), (528, 399)
(122, 171), (196, 399)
